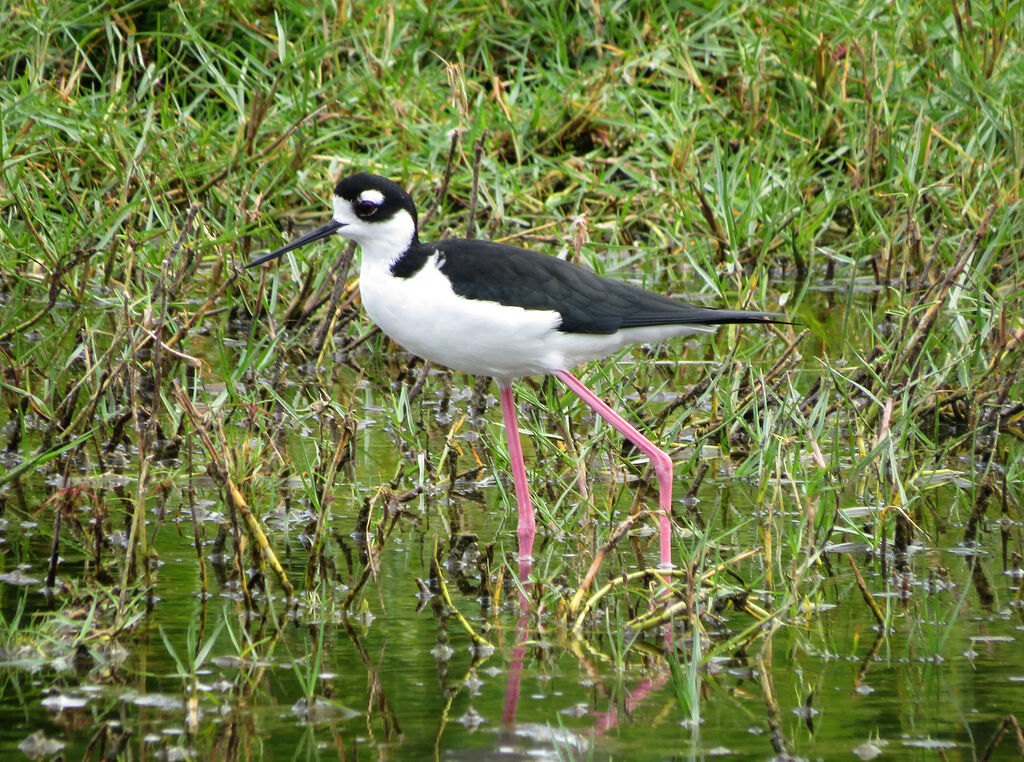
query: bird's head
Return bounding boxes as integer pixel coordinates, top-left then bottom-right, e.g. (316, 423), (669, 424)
(247, 172), (419, 269)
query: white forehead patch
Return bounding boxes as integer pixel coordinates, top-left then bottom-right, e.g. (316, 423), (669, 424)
(359, 189), (385, 205)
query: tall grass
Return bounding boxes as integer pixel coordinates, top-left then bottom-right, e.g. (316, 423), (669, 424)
(1, 0), (1022, 757)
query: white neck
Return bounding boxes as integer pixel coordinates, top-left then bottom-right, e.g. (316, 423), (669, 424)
(333, 201), (417, 269)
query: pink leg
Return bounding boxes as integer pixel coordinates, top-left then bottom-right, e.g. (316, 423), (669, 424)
(554, 370), (674, 569)
(499, 385), (535, 572)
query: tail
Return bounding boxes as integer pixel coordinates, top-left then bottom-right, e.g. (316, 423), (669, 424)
(620, 304), (794, 330)
(695, 308), (794, 327)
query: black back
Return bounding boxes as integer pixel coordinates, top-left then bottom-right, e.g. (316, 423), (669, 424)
(394, 238), (779, 335)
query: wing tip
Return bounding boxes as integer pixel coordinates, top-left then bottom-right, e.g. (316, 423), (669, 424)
(714, 310), (798, 327)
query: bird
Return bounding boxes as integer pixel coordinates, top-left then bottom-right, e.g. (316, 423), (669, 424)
(247, 172), (786, 572)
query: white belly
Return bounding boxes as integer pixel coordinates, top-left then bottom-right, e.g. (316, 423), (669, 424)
(358, 253), (713, 385)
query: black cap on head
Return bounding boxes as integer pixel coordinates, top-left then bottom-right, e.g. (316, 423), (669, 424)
(334, 173), (419, 231)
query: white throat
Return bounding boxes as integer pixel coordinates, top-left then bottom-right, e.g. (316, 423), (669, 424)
(332, 198), (417, 268)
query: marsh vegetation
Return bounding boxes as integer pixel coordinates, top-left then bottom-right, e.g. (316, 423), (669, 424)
(1, 1), (1023, 759)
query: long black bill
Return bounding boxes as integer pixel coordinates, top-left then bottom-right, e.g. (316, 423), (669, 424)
(246, 219), (344, 268)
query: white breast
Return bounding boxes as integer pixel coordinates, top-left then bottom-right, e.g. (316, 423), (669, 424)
(360, 252), (574, 385)
(357, 248), (719, 385)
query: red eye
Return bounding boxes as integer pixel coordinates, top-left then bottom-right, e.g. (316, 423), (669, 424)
(355, 199), (379, 218)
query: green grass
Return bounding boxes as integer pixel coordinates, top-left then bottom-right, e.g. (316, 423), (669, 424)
(1, 0), (1023, 758)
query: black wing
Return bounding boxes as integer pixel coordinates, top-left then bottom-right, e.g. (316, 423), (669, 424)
(406, 238), (783, 335)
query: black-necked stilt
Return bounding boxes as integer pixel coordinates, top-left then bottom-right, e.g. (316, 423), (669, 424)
(248, 172), (786, 571)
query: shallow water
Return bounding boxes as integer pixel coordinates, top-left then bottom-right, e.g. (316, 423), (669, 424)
(1, 302), (1023, 761)
(3, 413), (1023, 761)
